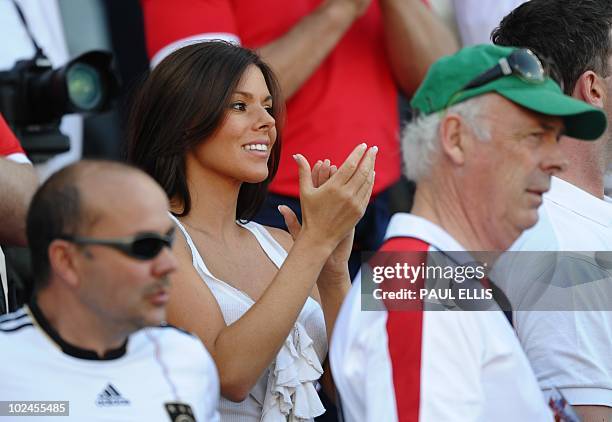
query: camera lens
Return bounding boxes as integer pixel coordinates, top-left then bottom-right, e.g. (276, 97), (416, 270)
(66, 62), (103, 111)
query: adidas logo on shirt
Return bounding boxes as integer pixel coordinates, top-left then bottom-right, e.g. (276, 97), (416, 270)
(96, 383), (130, 406)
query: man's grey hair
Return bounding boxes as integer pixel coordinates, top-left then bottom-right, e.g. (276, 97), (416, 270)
(403, 96), (491, 182)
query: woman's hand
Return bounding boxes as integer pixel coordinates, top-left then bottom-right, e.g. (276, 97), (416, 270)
(279, 159), (356, 279)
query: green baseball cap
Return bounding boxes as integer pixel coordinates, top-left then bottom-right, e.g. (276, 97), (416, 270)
(410, 44), (607, 141)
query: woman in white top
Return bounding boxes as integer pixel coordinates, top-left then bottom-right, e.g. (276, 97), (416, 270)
(126, 41), (377, 420)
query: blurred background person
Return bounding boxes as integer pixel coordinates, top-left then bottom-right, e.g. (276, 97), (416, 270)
(0, 113), (36, 247)
(451, 0), (526, 45)
(0, 160), (220, 421)
(493, 1), (612, 419)
(0, 113), (37, 314)
(427, 0), (527, 46)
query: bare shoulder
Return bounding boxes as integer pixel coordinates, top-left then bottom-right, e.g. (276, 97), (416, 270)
(262, 225), (293, 252)
(167, 228), (227, 351)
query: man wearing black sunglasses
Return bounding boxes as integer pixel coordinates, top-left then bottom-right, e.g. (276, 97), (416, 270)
(492, 1), (612, 420)
(0, 161), (220, 421)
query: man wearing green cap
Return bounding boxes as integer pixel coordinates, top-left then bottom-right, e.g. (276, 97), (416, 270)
(329, 44), (606, 421)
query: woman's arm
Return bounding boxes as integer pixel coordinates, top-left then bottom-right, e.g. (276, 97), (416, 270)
(278, 160), (356, 404)
(279, 160), (354, 341)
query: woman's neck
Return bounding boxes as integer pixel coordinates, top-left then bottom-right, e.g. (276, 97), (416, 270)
(172, 156), (243, 240)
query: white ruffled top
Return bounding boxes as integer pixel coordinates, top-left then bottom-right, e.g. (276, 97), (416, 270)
(170, 215), (327, 421)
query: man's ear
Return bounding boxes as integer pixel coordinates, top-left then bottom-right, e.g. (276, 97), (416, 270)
(573, 70), (606, 108)
(48, 240), (81, 289)
(439, 114), (468, 166)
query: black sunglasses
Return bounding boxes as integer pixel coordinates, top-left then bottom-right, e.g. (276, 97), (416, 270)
(58, 228), (175, 260)
(462, 48), (545, 91)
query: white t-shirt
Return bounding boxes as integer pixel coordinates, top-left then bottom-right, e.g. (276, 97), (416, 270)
(330, 213), (552, 422)
(0, 305), (220, 421)
(507, 176), (612, 406)
(450, 0), (527, 45)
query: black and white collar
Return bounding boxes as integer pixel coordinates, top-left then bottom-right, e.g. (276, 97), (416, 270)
(28, 299), (128, 361)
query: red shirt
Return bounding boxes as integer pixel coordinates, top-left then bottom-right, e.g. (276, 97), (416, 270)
(0, 114), (27, 161)
(142, 0), (401, 197)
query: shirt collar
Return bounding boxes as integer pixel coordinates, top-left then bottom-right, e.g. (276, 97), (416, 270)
(384, 213), (482, 266)
(28, 299), (127, 361)
(545, 177), (612, 227)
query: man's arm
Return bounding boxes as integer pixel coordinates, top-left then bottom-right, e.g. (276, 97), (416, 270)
(143, 0), (454, 99)
(143, 0), (371, 99)
(379, 0), (459, 96)
(256, 0), (370, 99)
(0, 158), (37, 246)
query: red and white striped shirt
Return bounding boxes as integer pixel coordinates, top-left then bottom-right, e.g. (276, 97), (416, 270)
(330, 213), (552, 421)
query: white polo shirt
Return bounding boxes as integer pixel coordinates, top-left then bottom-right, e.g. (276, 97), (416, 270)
(0, 304), (220, 421)
(330, 213), (552, 422)
(508, 176), (612, 407)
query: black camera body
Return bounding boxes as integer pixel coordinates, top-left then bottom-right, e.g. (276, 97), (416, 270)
(0, 51), (118, 163)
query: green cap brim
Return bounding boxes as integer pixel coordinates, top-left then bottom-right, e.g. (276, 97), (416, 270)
(497, 87), (607, 141)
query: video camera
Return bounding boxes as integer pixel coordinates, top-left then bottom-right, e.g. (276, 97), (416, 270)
(0, 50), (119, 163)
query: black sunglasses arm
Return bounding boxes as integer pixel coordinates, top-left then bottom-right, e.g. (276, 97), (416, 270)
(462, 61), (507, 91)
(57, 234), (135, 255)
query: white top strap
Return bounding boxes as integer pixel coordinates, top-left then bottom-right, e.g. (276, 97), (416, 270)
(237, 221), (287, 268)
(168, 213), (214, 276)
